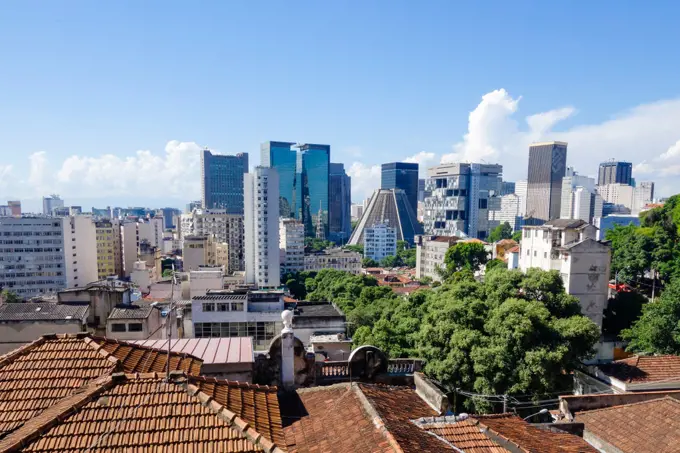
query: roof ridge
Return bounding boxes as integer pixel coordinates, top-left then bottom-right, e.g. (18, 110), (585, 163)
(90, 336), (204, 363)
(0, 336), (47, 369)
(352, 384), (406, 453)
(577, 395), (680, 416)
(472, 418), (532, 453)
(187, 375), (278, 393)
(183, 380), (284, 453)
(81, 335), (124, 371)
(561, 389), (680, 400)
(0, 375), (116, 452)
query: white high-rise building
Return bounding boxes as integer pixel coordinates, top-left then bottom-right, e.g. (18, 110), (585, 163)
(633, 182), (655, 214)
(279, 218), (305, 273)
(364, 224), (397, 261)
(120, 222), (139, 277)
(560, 169), (602, 223)
(244, 167), (280, 288)
(42, 195), (64, 216)
(490, 193), (523, 232)
(137, 217), (164, 249)
(515, 180), (528, 217)
(597, 183), (635, 211)
(62, 215), (98, 288)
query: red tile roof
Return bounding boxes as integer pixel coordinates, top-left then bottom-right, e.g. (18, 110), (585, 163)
(418, 418), (510, 452)
(0, 373), (284, 453)
(597, 355), (680, 384)
(575, 397), (680, 453)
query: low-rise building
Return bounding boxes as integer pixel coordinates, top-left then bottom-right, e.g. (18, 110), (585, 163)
(364, 223), (397, 262)
(415, 235), (459, 281)
(279, 218), (305, 273)
(291, 301), (346, 346)
(574, 355), (680, 395)
(309, 333), (352, 361)
(304, 248), (361, 274)
(130, 260), (158, 294)
(57, 280), (132, 334)
(106, 303), (163, 341)
(519, 219), (610, 328)
(189, 269), (224, 298)
(182, 235), (216, 271)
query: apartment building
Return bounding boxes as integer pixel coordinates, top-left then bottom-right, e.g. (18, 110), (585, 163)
(120, 222), (139, 277)
(304, 248), (362, 274)
(489, 193), (523, 232)
(191, 209), (244, 273)
(182, 235), (216, 271)
(95, 219), (122, 279)
(364, 224), (397, 262)
(279, 218), (305, 273)
(62, 215), (98, 289)
(415, 235), (459, 281)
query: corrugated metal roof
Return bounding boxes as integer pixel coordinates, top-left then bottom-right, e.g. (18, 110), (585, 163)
(131, 337), (253, 364)
(0, 303), (88, 321)
(193, 294), (247, 301)
(108, 304), (153, 319)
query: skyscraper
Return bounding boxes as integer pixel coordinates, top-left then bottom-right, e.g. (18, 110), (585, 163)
(260, 141), (300, 219)
(500, 181), (516, 196)
(201, 149), (248, 214)
(299, 144), (330, 238)
(525, 141), (568, 223)
(381, 162), (418, 213)
(244, 167), (280, 288)
(560, 168), (602, 223)
(43, 195), (64, 215)
(598, 161), (632, 186)
(328, 163), (351, 243)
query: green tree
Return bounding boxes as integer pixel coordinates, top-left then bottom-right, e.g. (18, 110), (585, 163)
(512, 231), (522, 243)
(488, 222), (513, 242)
(606, 224), (653, 284)
(485, 258), (507, 273)
(343, 244), (364, 256)
(381, 255), (399, 268)
(602, 291), (647, 339)
(445, 242), (489, 275)
(362, 257), (379, 268)
(1, 290), (22, 303)
(304, 238), (335, 252)
(622, 279), (680, 354)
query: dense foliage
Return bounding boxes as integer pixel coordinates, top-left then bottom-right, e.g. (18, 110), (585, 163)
(511, 231), (522, 243)
(1, 290), (21, 303)
(343, 244), (364, 255)
(296, 267), (599, 411)
(488, 222), (513, 243)
(439, 242), (489, 279)
(304, 238), (336, 252)
(602, 291), (646, 339)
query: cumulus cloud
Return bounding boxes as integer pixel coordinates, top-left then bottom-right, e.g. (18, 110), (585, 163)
(346, 162), (381, 204)
(0, 165), (13, 189)
(404, 151), (437, 177)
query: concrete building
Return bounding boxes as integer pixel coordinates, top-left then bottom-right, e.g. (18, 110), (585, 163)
(189, 269), (224, 298)
(417, 178), (431, 203)
(120, 221), (139, 278)
(328, 163), (351, 243)
(62, 215), (98, 289)
(106, 304), (163, 341)
(130, 260), (158, 294)
(525, 141), (568, 223)
(500, 181), (516, 196)
(42, 195), (64, 215)
(633, 181), (655, 214)
(279, 218), (305, 273)
(215, 242), (229, 269)
(350, 203), (364, 221)
(7, 201), (21, 216)
(596, 183), (634, 212)
(381, 162), (418, 213)
(423, 162), (503, 239)
(182, 235), (216, 271)
(290, 302), (346, 346)
(364, 224), (397, 262)
(415, 235), (459, 281)
(0, 205), (12, 216)
(560, 169), (603, 223)
(515, 179), (528, 216)
(57, 280), (132, 334)
(519, 219), (610, 328)
(244, 166), (281, 288)
(0, 303), (88, 354)
(349, 189), (423, 246)
(201, 148), (248, 214)
(0, 216), (68, 298)
(190, 209), (244, 273)
(139, 240), (162, 279)
(304, 248), (362, 274)
(598, 161), (632, 186)
(490, 193), (523, 232)
(95, 220), (122, 279)
(137, 217), (164, 249)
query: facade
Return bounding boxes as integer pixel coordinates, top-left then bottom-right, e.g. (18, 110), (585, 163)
(279, 218), (305, 273)
(189, 269), (224, 298)
(95, 219), (122, 279)
(304, 248), (362, 274)
(328, 163), (351, 243)
(490, 193), (524, 232)
(61, 215), (98, 289)
(137, 217), (164, 249)
(515, 179), (528, 216)
(415, 235), (459, 281)
(130, 260), (158, 294)
(299, 144), (330, 238)
(120, 221), (139, 277)
(381, 162), (418, 213)
(597, 182), (652, 215)
(633, 181), (655, 214)
(200, 148), (248, 214)
(423, 163), (503, 239)
(598, 161), (632, 186)
(560, 169), (603, 223)
(42, 195), (64, 215)
(190, 209), (245, 273)
(364, 224), (397, 261)
(244, 167), (281, 288)
(261, 141), (300, 219)
(182, 235), (216, 271)
(500, 181), (516, 195)
(525, 141), (568, 223)
(8, 201), (21, 216)
(417, 178), (431, 203)
(215, 242), (229, 269)
(519, 219), (610, 328)
(350, 203), (364, 221)
(349, 189), (423, 246)
(106, 304), (163, 341)
(0, 216), (68, 298)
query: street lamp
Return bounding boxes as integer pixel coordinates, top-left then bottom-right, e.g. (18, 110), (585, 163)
(523, 408), (549, 421)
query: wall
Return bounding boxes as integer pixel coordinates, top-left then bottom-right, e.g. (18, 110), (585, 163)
(0, 320), (86, 355)
(563, 241), (610, 328)
(106, 311), (162, 341)
(189, 271), (224, 298)
(121, 222), (139, 277)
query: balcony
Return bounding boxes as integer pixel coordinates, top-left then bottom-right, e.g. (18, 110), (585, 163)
(315, 358), (424, 384)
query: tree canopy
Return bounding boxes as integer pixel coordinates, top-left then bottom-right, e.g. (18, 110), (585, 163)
(304, 238), (336, 252)
(1, 290), (22, 303)
(488, 222), (513, 242)
(444, 242), (489, 275)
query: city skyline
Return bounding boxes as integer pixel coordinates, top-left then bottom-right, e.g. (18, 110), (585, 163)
(2, 2), (680, 211)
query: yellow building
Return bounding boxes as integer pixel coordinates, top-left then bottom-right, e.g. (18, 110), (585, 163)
(95, 220), (121, 279)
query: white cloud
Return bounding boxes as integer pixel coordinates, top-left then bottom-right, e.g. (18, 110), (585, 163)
(659, 139), (680, 161)
(346, 162), (381, 204)
(0, 165), (13, 189)
(404, 151), (437, 177)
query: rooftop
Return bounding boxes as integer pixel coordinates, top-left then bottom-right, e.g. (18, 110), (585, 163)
(597, 355), (680, 385)
(108, 304), (153, 320)
(575, 397), (680, 453)
(535, 219), (589, 229)
(193, 293), (248, 301)
(0, 303), (88, 322)
(132, 338), (254, 365)
(293, 302), (344, 318)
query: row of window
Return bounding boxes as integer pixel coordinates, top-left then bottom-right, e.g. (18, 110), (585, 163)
(1, 230), (62, 236)
(194, 321), (280, 347)
(0, 248), (63, 253)
(202, 302), (245, 312)
(110, 323), (143, 332)
(1, 279), (64, 286)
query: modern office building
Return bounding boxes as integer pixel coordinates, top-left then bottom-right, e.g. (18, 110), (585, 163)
(422, 163), (503, 239)
(279, 218), (305, 273)
(560, 168), (603, 223)
(158, 207), (180, 229)
(417, 179), (432, 203)
(500, 181), (516, 196)
(42, 195), (64, 216)
(633, 182), (655, 214)
(188, 209), (244, 273)
(0, 216), (68, 298)
(200, 148), (248, 214)
(598, 161), (632, 186)
(328, 163), (351, 244)
(244, 167), (280, 288)
(364, 224), (397, 262)
(382, 162), (418, 213)
(261, 141), (300, 219)
(348, 189), (423, 246)
(489, 194), (523, 232)
(525, 141), (568, 223)
(299, 144), (330, 238)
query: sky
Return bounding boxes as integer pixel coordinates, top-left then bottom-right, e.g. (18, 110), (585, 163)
(1, 1), (680, 212)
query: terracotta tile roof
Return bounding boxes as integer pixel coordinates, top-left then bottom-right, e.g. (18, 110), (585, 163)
(417, 418), (510, 452)
(476, 414), (597, 453)
(597, 355), (680, 384)
(0, 373), (284, 453)
(574, 397), (680, 453)
(281, 384), (397, 453)
(0, 334), (202, 438)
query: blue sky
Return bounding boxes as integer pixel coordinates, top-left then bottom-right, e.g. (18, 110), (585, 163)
(2, 1), (680, 212)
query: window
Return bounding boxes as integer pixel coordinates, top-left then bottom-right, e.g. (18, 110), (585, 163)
(544, 252), (547, 258)
(217, 303), (229, 312)
(479, 199), (488, 209)
(128, 323), (143, 332)
(533, 251), (537, 257)
(111, 323), (126, 332)
(203, 303), (216, 312)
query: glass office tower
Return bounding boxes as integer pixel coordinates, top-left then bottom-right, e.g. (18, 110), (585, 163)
(260, 141), (301, 219)
(329, 163), (351, 243)
(299, 144), (330, 238)
(381, 162), (419, 213)
(201, 149), (249, 214)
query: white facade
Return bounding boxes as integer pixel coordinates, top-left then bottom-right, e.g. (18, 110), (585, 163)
(560, 170), (602, 223)
(279, 218), (305, 273)
(351, 204), (364, 221)
(182, 209), (244, 273)
(179, 213), (194, 239)
(597, 183), (634, 210)
(515, 180), (528, 217)
(415, 235), (459, 281)
(519, 220), (610, 328)
(62, 215), (98, 288)
(364, 224), (397, 261)
(137, 217), (164, 249)
(130, 260), (156, 293)
(244, 167), (281, 288)
(304, 248), (362, 274)
(490, 193), (523, 232)
(633, 182), (655, 214)
(120, 222), (139, 277)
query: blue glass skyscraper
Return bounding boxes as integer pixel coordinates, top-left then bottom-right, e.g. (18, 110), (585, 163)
(260, 141), (301, 219)
(299, 144), (330, 238)
(381, 162), (419, 213)
(329, 163), (351, 243)
(201, 149), (248, 214)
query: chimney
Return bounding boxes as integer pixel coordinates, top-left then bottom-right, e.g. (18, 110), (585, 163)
(280, 310), (295, 390)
